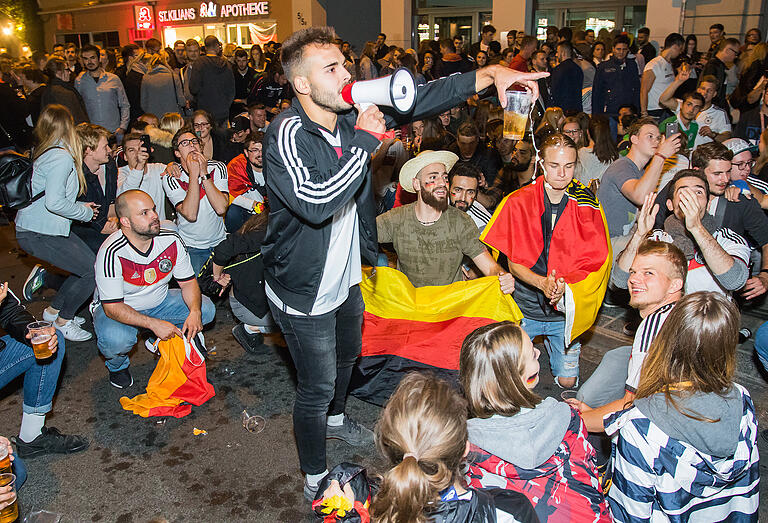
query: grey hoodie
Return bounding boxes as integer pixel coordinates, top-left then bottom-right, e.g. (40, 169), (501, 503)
(467, 396), (571, 469)
(634, 386), (742, 457)
(188, 55), (235, 121)
(140, 64), (184, 118)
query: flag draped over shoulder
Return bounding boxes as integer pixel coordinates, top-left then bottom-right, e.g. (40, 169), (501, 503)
(480, 178), (611, 343)
(351, 266), (523, 405)
(120, 335), (215, 418)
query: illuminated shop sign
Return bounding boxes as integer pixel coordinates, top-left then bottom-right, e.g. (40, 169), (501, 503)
(158, 1), (269, 22)
(134, 5), (155, 30)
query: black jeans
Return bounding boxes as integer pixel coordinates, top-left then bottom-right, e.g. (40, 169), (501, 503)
(269, 285), (364, 474)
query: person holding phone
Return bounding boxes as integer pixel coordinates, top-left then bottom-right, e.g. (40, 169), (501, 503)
(118, 133), (171, 222)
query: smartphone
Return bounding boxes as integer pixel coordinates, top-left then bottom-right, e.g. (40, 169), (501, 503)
(665, 121), (680, 138)
(140, 134), (151, 153)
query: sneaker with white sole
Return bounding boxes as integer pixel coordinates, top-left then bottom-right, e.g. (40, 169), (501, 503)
(42, 309), (86, 326)
(56, 319), (93, 341)
(325, 415), (374, 447)
(22, 264), (46, 301)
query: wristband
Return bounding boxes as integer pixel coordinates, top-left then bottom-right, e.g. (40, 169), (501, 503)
(654, 152), (668, 161)
(760, 269), (768, 275)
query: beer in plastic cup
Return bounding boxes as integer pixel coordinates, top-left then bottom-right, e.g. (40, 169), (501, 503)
(503, 90), (533, 140)
(560, 390), (578, 402)
(27, 321), (54, 361)
(0, 446), (9, 474)
(0, 473), (17, 523)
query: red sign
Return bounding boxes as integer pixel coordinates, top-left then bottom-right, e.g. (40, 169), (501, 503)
(134, 5), (155, 31)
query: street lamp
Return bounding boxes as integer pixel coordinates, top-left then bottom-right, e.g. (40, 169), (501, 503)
(1, 26), (12, 36)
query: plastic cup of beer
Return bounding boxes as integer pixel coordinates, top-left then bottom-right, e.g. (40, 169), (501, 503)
(503, 90), (533, 140)
(0, 446), (9, 474)
(0, 473), (17, 523)
(27, 321), (54, 361)
(560, 390), (578, 402)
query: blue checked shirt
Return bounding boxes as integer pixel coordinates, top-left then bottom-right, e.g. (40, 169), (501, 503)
(75, 71), (130, 132)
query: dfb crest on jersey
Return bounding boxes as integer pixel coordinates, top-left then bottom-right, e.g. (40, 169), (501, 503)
(158, 258), (173, 273)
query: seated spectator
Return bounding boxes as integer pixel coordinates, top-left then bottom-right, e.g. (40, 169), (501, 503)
(461, 321), (611, 522)
(573, 198), (686, 432)
(163, 127), (229, 273)
(71, 124), (119, 254)
(247, 103), (268, 134)
(14, 105), (96, 342)
(604, 292), (759, 522)
(561, 116), (586, 148)
(211, 210), (276, 353)
(483, 138), (535, 209)
(448, 121), (502, 187)
(248, 63), (292, 116)
(318, 373), (538, 523)
(448, 162), (491, 230)
(575, 115), (618, 187)
(93, 190), (216, 388)
(692, 75), (732, 146)
(657, 91), (705, 150)
(734, 86), (768, 149)
(117, 132), (170, 222)
(376, 150), (514, 291)
(0, 282), (88, 457)
(192, 110), (239, 164)
(598, 117), (680, 256)
(225, 133), (266, 233)
(650, 169), (749, 295)
(481, 133), (611, 389)
(535, 106), (564, 135)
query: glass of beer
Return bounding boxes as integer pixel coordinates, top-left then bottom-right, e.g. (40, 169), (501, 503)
(0, 446), (9, 474)
(504, 90), (533, 140)
(0, 473), (17, 523)
(27, 321), (54, 361)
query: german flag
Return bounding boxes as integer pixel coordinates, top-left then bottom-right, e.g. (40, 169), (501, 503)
(120, 335), (215, 418)
(350, 266), (523, 405)
(480, 178), (611, 343)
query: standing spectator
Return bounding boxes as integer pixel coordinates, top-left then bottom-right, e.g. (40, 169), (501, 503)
(163, 126), (229, 273)
(636, 27), (656, 63)
(114, 43), (138, 83)
(75, 44), (130, 139)
(729, 42), (767, 113)
(474, 50), (488, 69)
(41, 58), (89, 124)
(358, 42), (377, 81)
(704, 23), (725, 62)
(438, 39), (469, 76)
(188, 36), (235, 127)
(17, 66), (47, 126)
(178, 39), (201, 117)
(63, 43), (81, 81)
(122, 47), (146, 122)
(232, 48), (257, 104)
(734, 86), (768, 147)
(169, 40), (186, 70)
(572, 30), (592, 61)
(641, 33), (684, 118)
(14, 105), (97, 341)
(373, 33), (388, 70)
(592, 35), (640, 138)
(448, 122), (503, 187)
(592, 42), (607, 66)
(507, 35), (537, 72)
(550, 41), (583, 114)
(469, 24), (497, 59)
(531, 49), (552, 109)
(576, 115), (619, 186)
(702, 38), (742, 111)
(545, 26), (559, 46)
(192, 109), (239, 164)
(249, 44), (267, 74)
(140, 52), (185, 118)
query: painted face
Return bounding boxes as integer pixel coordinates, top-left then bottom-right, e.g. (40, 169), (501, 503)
(519, 331), (541, 389)
(449, 175), (478, 211)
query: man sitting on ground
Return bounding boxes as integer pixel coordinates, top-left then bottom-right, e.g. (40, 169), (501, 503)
(448, 162), (492, 230)
(376, 150), (515, 292)
(93, 190), (216, 388)
(225, 133), (266, 233)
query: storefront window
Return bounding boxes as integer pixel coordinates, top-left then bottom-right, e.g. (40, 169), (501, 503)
(535, 9), (557, 40)
(434, 16), (472, 42)
(565, 9), (617, 33)
(623, 6), (647, 34)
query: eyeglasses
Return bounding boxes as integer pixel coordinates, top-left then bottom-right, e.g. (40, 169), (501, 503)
(246, 148), (261, 153)
(732, 160), (755, 170)
(178, 138), (201, 148)
(563, 129), (582, 136)
(193, 122), (211, 129)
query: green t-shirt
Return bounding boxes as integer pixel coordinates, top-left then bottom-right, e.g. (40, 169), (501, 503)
(376, 203), (487, 287)
(659, 116), (699, 149)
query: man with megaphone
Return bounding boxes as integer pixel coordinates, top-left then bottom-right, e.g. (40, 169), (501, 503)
(259, 26), (548, 501)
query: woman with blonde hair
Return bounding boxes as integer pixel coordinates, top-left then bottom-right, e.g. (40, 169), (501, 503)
(606, 292), (759, 521)
(140, 52), (185, 117)
(159, 112), (184, 136)
(316, 373), (538, 522)
(460, 321), (611, 522)
(14, 104), (98, 341)
(730, 42), (768, 112)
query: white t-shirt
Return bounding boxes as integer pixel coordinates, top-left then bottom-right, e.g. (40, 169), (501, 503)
(644, 56), (675, 111)
(162, 161), (228, 249)
(693, 104), (732, 147)
(118, 163), (168, 221)
(95, 229), (195, 310)
(625, 302), (674, 393)
(649, 227), (750, 295)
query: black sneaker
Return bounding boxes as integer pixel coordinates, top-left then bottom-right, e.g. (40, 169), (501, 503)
(304, 479), (320, 502)
(326, 415), (374, 447)
(232, 324), (267, 354)
(109, 368), (133, 389)
(14, 426), (89, 458)
(22, 264), (46, 301)
(739, 328), (752, 344)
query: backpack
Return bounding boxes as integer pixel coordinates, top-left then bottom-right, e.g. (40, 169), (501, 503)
(0, 147), (62, 210)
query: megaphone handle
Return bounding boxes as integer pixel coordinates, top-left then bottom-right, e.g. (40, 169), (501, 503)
(357, 102), (375, 112)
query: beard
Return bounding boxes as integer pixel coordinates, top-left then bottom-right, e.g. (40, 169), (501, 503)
(452, 199), (469, 211)
(310, 83), (352, 113)
(509, 157), (532, 172)
(421, 188), (449, 211)
(131, 219), (161, 239)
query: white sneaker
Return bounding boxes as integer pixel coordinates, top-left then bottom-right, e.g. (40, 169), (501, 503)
(56, 320), (93, 341)
(43, 309), (86, 326)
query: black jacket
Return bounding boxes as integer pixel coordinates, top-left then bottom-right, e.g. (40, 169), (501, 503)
(0, 289), (34, 351)
(189, 55), (236, 121)
(550, 59), (584, 113)
(591, 56), (640, 116)
(212, 228), (267, 317)
(233, 65), (258, 101)
(701, 57), (728, 111)
(75, 160), (118, 233)
(41, 77), (89, 124)
(263, 71), (478, 313)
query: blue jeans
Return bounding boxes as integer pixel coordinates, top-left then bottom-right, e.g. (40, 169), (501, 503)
(93, 289), (216, 372)
(577, 346), (630, 406)
(269, 285), (364, 475)
(521, 318), (581, 379)
(13, 456), (26, 489)
(0, 333), (65, 414)
(755, 322), (768, 372)
(187, 247), (215, 276)
(225, 205), (252, 233)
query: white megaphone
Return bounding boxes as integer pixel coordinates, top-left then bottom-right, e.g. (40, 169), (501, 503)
(341, 67), (417, 114)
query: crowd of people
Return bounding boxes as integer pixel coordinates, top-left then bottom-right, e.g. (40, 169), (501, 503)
(0, 20), (764, 521)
